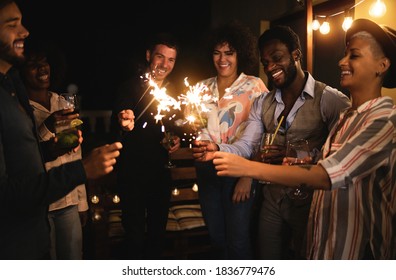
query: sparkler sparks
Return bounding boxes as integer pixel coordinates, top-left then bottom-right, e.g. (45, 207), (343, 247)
(134, 73), (181, 126)
(134, 75), (217, 145)
(178, 77), (216, 129)
(177, 77), (218, 143)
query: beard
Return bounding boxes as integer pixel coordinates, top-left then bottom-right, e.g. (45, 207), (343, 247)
(0, 39), (25, 67)
(277, 57), (297, 90)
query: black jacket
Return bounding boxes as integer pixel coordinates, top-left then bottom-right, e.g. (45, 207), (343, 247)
(0, 68), (86, 259)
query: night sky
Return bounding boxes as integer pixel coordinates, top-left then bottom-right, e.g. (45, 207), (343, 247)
(18, 0), (212, 109)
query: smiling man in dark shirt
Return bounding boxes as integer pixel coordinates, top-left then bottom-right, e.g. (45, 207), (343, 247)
(0, 0), (123, 259)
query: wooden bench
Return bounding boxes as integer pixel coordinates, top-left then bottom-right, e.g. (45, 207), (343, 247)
(163, 147), (212, 259)
(86, 147), (212, 259)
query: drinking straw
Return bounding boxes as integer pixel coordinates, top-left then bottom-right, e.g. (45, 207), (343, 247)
(270, 115), (284, 145)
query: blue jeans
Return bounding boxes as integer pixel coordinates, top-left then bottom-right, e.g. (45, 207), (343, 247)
(48, 205), (83, 259)
(195, 161), (256, 259)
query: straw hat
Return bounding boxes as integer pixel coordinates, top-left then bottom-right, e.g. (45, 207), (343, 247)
(346, 18), (396, 88)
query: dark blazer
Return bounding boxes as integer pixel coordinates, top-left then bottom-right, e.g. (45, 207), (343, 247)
(0, 68), (86, 259)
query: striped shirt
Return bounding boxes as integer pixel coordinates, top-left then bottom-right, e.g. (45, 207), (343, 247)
(309, 96), (396, 259)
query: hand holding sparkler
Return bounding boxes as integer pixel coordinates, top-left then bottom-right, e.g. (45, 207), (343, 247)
(118, 109), (135, 131)
(192, 139), (218, 162)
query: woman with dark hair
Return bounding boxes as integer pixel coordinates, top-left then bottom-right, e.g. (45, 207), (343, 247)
(20, 46), (89, 260)
(193, 20), (267, 259)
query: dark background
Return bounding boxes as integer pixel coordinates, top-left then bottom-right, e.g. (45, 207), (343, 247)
(17, 0), (350, 110)
(18, 0), (213, 110)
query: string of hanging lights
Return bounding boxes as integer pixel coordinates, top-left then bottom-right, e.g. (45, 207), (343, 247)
(312, 0), (387, 34)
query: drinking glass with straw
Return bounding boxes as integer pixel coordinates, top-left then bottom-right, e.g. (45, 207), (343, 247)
(258, 116), (284, 184)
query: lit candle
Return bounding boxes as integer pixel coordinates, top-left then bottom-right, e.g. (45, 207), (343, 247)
(112, 195), (120, 204)
(192, 183), (199, 192)
(93, 212), (102, 221)
(91, 195), (100, 204)
(172, 188), (180, 196)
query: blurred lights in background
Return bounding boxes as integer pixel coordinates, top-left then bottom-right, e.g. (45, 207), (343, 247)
(369, 0), (386, 17)
(172, 188), (180, 196)
(91, 195), (100, 204)
(112, 195), (120, 204)
(319, 19), (330, 34)
(312, 0), (387, 34)
(192, 183), (199, 192)
(342, 15), (354, 31)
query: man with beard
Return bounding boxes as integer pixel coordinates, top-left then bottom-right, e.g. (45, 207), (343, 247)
(112, 32), (181, 259)
(0, 0), (122, 259)
(192, 25), (350, 259)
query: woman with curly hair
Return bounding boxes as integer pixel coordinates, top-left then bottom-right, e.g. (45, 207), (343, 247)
(193, 20), (267, 259)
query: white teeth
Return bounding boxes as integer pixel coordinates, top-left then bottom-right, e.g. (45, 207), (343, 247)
(341, 71), (351, 76)
(272, 70), (282, 78)
(15, 42), (24, 48)
(38, 75), (49, 81)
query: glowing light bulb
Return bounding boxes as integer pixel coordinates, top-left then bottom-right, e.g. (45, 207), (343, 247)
(312, 18), (320, 31)
(320, 21), (330, 35)
(342, 16), (353, 31)
(369, 0), (386, 18)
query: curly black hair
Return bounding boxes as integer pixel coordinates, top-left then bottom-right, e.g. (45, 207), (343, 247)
(209, 20), (259, 75)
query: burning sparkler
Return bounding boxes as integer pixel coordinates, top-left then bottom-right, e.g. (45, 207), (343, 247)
(178, 78), (216, 135)
(149, 80), (181, 123)
(134, 73), (181, 124)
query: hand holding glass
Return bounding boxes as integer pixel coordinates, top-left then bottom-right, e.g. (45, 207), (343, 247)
(161, 131), (176, 168)
(56, 94), (82, 149)
(259, 133), (285, 184)
(284, 139), (312, 199)
(260, 133), (285, 164)
(58, 93), (80, 113)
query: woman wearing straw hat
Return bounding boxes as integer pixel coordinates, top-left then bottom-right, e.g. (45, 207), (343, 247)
(212, 18), (396, 260)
